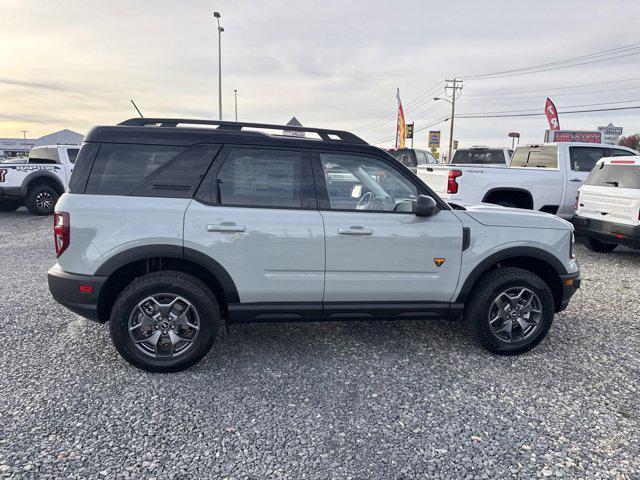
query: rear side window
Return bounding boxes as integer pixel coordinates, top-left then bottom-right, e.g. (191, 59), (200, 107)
(85, 144), (216, 197)
(68, 143), (100, 193)
(67, 149), (79, 164)
(510, 146), (558, 168)
(451, 149), (505, 164)
(216, 148), (304, 208)
(569, 147), (605, 172)
(586, 164), (640, 189)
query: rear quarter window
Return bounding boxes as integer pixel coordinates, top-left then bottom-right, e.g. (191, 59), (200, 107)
(85, 144), (218, 197)
(451, 149), (505, 164)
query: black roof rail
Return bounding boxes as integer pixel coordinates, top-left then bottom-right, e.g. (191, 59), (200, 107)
(118, 118), (368, 145)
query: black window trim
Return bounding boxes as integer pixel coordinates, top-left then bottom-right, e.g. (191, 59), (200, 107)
(195, 144), (317, 211)
(310, 150), (449, 214)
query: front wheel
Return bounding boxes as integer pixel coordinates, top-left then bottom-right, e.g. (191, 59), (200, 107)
(584, 235), (617, 253)
(25, 185), (58, 215)
(109, 271), (220, 372)
(465, 267), (555, 355)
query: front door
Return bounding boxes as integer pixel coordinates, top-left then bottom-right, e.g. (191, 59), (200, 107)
(184, 146), (325, 321)
(314, 151), (463, 306)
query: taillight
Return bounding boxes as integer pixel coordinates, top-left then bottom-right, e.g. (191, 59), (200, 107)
(447, 170), (462, 194)
(54, 211), (70, 257)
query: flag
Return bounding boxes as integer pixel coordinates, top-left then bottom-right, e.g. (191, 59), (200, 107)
(545, 98), (560, 130)
(396, 89), (406, 148)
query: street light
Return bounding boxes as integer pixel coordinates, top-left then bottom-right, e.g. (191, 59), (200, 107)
(434, 97), (455, 162)
(213, 11), (224, 120)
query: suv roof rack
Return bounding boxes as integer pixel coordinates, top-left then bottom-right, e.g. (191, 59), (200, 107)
(118, 118), (368, 145)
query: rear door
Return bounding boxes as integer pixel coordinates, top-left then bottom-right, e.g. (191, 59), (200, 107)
(184, 146), (325, 319)
(560, 145), (606, 217)
(313, 151), (463, 308)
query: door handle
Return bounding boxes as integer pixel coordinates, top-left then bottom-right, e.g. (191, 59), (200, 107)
(206, 223), (246, 233)
(338, 227), (373, 235)
(570, 178), (582, 182)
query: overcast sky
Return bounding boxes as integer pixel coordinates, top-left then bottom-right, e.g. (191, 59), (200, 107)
(1, 0), (639, 150)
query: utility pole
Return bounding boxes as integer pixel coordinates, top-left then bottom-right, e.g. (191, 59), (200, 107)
(444, 78), (463, 162)
(234, 89), (238, 121)
(21, 130), (28, 157)
(213, 12), (224, 120)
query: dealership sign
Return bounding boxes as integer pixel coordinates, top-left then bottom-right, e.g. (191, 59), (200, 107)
(598, 123), (623, 145)
(428, 130), (441, 147)
(545, 130), (603, 143)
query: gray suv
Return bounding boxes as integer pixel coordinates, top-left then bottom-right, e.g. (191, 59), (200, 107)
(48, 118), (580, 372)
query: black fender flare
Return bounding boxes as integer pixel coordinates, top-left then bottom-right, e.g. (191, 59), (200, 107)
(482, 187), (534, 208)
(20, 171), (65, 196)
(94, 244), (240, 304)
(455, 246), (567, 303)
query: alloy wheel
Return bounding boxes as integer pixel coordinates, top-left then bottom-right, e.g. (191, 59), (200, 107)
(488, 287), (542, 343)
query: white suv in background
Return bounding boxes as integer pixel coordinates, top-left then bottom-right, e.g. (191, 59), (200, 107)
(48, 118), (580, 372)
(573, 156), (640, 252)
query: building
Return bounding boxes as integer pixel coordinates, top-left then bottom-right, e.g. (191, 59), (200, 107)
(0, 129), (84, 158)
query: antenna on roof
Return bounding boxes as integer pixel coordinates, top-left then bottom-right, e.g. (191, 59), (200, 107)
(130, 99), (144, 118)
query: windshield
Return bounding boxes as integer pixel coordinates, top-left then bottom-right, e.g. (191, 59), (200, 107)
(586, 163), (640, 189)
(451, 149), (505, 164)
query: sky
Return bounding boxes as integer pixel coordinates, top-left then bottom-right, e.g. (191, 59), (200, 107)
(1, 0), (639, 151)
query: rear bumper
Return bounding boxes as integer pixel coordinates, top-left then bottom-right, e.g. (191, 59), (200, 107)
(572, 215), (640, 249)
(558, 271), (581, 312)
(47, 264), (107, 322)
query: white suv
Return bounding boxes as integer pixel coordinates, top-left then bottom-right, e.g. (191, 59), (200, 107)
(573, 156), (640, 252)
(48, 118), (581, 372)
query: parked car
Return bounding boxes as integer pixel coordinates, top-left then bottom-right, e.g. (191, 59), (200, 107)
(450, 146), (512, 165)
(0, 145), (79, 214)
(388, 148), (439, 173)
(417, 142), (637, 219)
(48, 118), (580, 372)
(573, 156), (640, 252)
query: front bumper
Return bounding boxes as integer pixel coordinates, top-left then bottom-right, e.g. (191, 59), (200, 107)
(572, 215), (640, 249)
(48, 264), (107, 322)
(558, 271), (581, 312)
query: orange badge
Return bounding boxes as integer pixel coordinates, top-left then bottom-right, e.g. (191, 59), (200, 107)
(433, 258), (446, 267)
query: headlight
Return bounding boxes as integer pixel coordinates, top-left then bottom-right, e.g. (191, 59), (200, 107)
(569, 232), (575, 259)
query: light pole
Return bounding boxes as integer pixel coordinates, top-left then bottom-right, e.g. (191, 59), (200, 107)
(21, 130), (28, 157)
(234, 89), (238, 121)
(213, 11), (224, 120)
(434, 97), (453, 162)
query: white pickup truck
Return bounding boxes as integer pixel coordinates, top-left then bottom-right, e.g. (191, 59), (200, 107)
(417, 142), (638, 219)
(0, 145), (79, 215)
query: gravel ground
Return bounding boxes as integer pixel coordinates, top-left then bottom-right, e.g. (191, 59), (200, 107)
(0, 209), (638, 479)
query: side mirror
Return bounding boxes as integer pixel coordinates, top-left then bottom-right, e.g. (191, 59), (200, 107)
(413, 195), (438, 217)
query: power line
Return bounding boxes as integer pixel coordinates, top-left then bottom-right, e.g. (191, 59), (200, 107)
(464, 76), (640, 97)
(371, 116), (450, 145)
(457, 104), (640, 119)
(460, 45), (640, 80)
(457, 98), (640, 116)
(462, 84), (640, 102)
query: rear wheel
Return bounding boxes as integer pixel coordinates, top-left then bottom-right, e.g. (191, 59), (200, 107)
(584, 235), (617, 253)
(109, 271), (220, 372)
(25, 184), (58, 215)
(465, 267), (555, 355)
(0, 199), (21, 212)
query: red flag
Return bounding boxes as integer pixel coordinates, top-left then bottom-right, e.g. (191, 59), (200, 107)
(545, 98), (560, 130)
(396, 89), (406, 148)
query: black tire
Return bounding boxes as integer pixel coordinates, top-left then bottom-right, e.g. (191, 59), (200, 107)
(464, 267), (555, 355)
(584, 235), (618, 253)
(0, 199), (21, 212)
(109, 271), (221, 372)
(25, 184), (58, 215)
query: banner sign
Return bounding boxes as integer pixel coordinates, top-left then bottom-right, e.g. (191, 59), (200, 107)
(545, 130), (602, 143)
(428, 130), (441, 148)
(406, 123), (414, 139)
(545, 98), (560, 130)
(598, 123), (623, 145)
(396, 89), (406, 148)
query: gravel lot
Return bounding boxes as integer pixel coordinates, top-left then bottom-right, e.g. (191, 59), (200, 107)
(0, 209), (638, 479)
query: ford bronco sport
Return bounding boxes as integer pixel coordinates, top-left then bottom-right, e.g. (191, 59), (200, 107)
(48, 118), (581, 372)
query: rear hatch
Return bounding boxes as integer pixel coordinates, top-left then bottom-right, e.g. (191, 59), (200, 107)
(577, 159), (640, 226)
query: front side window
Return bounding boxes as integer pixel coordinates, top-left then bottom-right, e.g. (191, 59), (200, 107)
(320, 153), (418, 212)
(217, 148), (303, 208)
(569, 147), (605, 172)
(415, 150), (428, 165)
